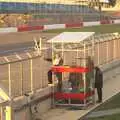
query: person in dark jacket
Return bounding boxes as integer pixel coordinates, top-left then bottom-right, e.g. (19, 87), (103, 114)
(95, 66), (103, 103)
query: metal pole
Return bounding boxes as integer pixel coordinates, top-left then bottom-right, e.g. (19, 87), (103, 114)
(98, 0), (102, 20)
(0, 106), (3, 120)
(8, 64), (11, 97)
(98, 41), (100, 65)
(92, 36), (95, 59)
(39, 37), (42, 55)
(26, 53), (34, 93)
(118, 38), (120, 59)
(61, 39), (64, 57)
(92, 36), (95, 104)
(5, 106), (12, 120)
(20, 62), (23, 96)
(117, 39), (119, 59)
(51, 40), (55, 107)
(83, 43), (86, 106)
(15, 54), (23, 96)
(113, 39), (116, 60)
(76, 48), (79, 66)
(107, 41), (109, 63)
(30, 59), (33, 93)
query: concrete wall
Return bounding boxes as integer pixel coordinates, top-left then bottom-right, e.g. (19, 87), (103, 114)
(13, 87), (52, 120)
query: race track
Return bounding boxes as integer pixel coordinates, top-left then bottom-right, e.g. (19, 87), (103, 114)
(0, 31), (57, 56)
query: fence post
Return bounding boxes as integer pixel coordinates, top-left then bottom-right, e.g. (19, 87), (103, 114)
(30, 59), (33, 93)
(113, 39), (116, 60)
(0, 106), (3, 120)
(20, 62), (23, 96)
(16, 54), (23, 96)
(5, 106), (13, 120)
(97, 42), (100, 65)
(4, 57), (12, 97)
(27, 53), (34, 93)
(106, 41), (109, 63)
(8, 64), (12, 97)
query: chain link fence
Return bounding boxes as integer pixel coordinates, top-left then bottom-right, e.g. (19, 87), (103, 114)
(0, 50), (50, 98)
(0, 33), (120, 98)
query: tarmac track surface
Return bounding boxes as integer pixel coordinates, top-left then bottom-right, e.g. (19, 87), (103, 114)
(0, 31), (57, 56)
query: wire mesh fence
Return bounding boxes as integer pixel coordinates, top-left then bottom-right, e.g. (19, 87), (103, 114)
(0, 51), (50, 98)
(0, 33), (120, 99)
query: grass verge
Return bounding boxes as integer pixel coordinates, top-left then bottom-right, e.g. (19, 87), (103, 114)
(94, 92), (120, 111)
(88, 113), (120, 120)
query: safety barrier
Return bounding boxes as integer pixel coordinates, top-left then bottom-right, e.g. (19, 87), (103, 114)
(0, 19), (120, 33)
(0, 50), (49, 98)
(18, 25), (44, 32)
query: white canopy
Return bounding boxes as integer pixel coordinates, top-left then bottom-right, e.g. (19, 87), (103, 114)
(47, 32), (95, 43)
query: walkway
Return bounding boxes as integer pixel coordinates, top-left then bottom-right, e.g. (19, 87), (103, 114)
(41, 61), (120, 120)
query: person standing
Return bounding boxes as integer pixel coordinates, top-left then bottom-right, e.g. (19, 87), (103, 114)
(53, 54), (63, 92)
(95, 66), (103, 103)
(46, 54), (63, 91)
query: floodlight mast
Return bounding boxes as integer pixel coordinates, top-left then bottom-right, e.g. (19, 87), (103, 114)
(89, 0), (102, 20)
(75, 0), (114, 20)
(75, 0), (102, 19)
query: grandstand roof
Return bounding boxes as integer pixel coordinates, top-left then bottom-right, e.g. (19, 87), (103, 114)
(48, 32), (95, 43)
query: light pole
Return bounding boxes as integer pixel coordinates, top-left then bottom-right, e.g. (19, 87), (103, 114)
(98, 0), (102, 20)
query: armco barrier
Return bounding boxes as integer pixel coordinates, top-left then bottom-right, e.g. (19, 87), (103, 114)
(44, 24), (65, 30)
(114, 19), (120, 24)
(83, 21), (100, 26)
(100, 20), (114, 24)
(65, 23), (83, 28)
(0, 27), (17, 33)
(0, 19), (120, 33)
(16, 19), (120, 32)
(18, 25), (44, 32)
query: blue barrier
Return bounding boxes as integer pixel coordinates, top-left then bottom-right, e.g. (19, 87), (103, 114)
(0, 2), (97, 13)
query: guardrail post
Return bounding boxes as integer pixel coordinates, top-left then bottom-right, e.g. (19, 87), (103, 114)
(106, 41), (109, 63)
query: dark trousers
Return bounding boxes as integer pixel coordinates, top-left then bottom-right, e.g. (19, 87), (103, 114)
(48, 70), (62, 91)
(56, 73), (62, 92)
(48, 70), (52, 84)
(97, 87), (102, 101)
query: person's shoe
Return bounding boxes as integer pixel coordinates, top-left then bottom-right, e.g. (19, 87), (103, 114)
(48, 83), (54, 87)
(96, 100), (102, 103)
(48, 82), (52, 84)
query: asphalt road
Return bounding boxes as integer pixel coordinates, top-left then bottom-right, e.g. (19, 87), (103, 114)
(0, 41), (34, 56)
(0, 31), (57, 56)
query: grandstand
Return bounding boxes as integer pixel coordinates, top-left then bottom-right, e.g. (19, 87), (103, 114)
(0, 0), (119, 27)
